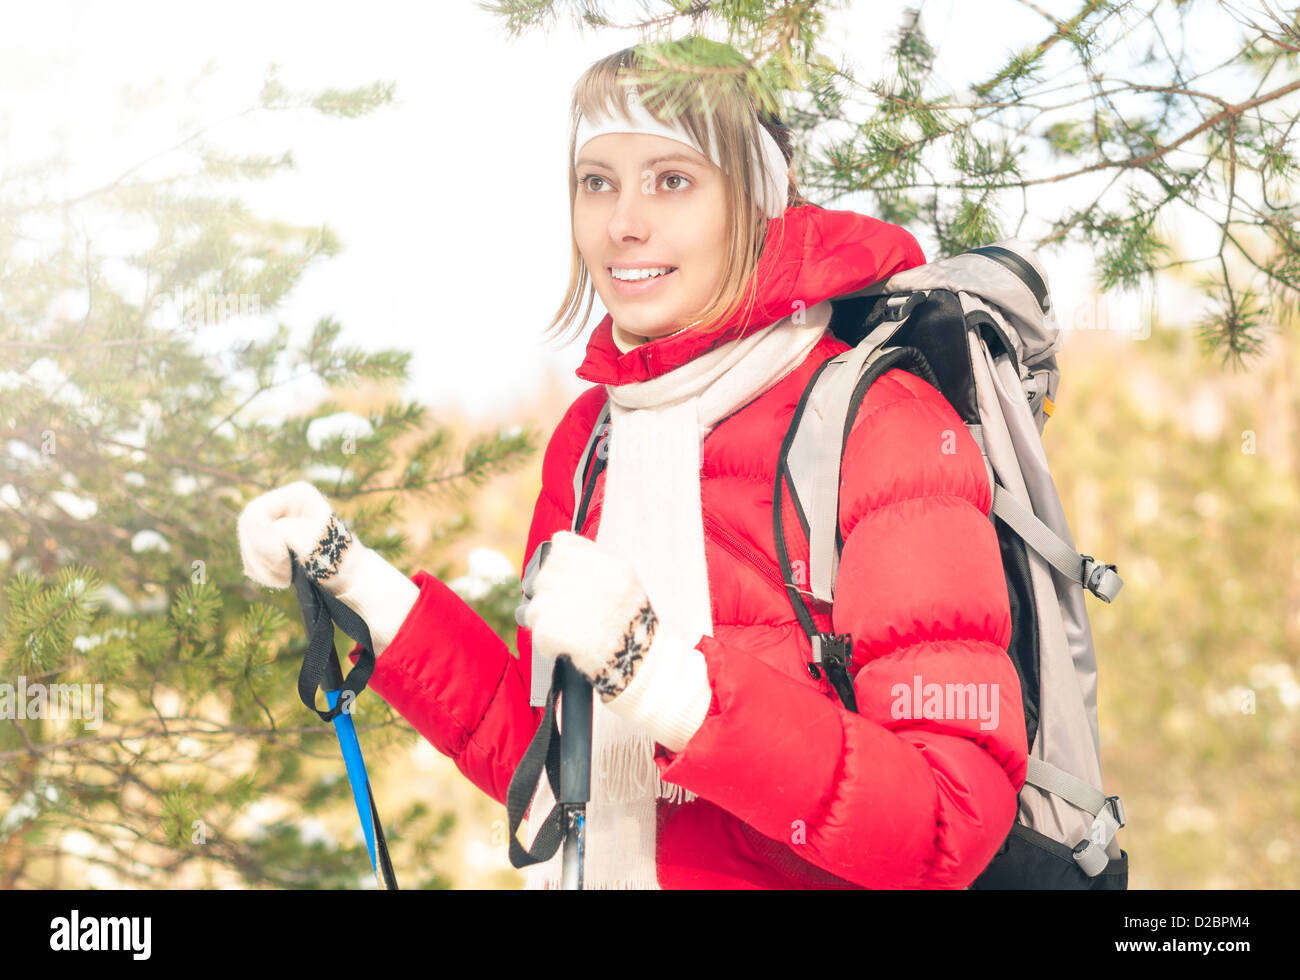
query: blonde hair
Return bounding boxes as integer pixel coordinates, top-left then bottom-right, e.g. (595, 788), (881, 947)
(543, 37), (815, 347)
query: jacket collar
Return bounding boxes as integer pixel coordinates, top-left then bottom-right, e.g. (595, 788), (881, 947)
(574, 204), (925, 386)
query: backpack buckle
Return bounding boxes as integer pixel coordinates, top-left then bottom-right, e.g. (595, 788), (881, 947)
(1080, 555), (1122, 603)
(881, 292), (923, 322)
(1105, 794), (1126, 830)
(1070, 794), (1127, 876)
(807, 632), (852, 679)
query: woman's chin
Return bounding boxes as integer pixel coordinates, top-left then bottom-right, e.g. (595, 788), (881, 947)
(608, 305), (681, 340)
(618, 321), (686, 343)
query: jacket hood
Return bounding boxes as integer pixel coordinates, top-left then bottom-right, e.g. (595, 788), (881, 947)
(574, 204), (926, 386)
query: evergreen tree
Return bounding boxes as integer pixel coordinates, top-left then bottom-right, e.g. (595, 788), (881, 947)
(0, 66), (535, 888)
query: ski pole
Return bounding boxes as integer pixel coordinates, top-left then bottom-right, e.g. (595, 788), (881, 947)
(504, 539), (596, 886)
(289, 554), (398, 890)
(556, 656), (593, 890)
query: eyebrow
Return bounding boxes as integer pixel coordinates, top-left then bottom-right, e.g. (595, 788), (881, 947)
(575, 152), (706, 170)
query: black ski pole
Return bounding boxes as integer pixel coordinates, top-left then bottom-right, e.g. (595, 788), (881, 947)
(556, 656), (593, 890)
(508, 538), (596, 887)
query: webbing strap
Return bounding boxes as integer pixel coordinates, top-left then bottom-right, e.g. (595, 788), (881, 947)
(967, 423), (996, 503)
(289, 550), (378, 723)
(804, 318), (910, 603)
(806, 353), (866, 604)
(1024, 756), (1126, 877)
(1025, 756), (1105, 815)
(505, 660), (566, 869)
(519, 541), (554, 707)
(572, 401), (610, 520)
(990, 485), (1123, 602)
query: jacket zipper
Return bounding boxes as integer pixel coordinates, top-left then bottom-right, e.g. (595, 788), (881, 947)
(701, 511), (786, 593)
(702, 510), (841, 697)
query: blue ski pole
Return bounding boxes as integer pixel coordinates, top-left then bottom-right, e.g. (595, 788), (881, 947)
(289, 553), (398, 890)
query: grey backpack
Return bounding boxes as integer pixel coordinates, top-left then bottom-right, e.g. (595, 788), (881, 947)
(776, 239), (1128, 888)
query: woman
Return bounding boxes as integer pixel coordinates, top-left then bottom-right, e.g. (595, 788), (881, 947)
(239, 38), (1026, 889)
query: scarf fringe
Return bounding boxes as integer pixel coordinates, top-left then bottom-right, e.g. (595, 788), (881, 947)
(537, 877), (661, 889)
(594, 733), (698, 805)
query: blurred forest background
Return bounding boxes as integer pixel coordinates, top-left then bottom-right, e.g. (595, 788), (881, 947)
(2, 0), (1297, 889)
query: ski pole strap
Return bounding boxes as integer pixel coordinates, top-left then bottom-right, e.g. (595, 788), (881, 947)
(506, 659), (566, 868)
(289, 552), (378, 723)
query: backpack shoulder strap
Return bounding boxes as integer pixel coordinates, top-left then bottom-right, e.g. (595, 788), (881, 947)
(789, 250), (1125, 610)
(781, 310), (941, 606)
(572, 399), (611, 533)
(773, 315), (942, 714)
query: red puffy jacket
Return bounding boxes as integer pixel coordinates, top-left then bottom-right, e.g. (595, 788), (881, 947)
(355, 204), (1027, 888)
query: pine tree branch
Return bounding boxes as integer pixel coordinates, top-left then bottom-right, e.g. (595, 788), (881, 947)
(1220, 0), (1300, 54)
(191, 368), (319, 457)
(0, 324), (205, 351)
(0, 720), (397, 761)
(1008, 75), (1300, 188)
(976, 0), (1110, 97)
(79, 430), (267, 489)
(825, 71), (1300, 196)
(15, 106), (261, 216)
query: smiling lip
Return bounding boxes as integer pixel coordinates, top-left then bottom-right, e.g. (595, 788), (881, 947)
(608, 265), (678, 295)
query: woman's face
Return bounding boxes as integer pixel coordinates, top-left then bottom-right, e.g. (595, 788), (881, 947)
(573, 132), (729, 342)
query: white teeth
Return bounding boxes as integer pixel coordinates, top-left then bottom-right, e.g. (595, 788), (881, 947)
(610, 266), (674, 281)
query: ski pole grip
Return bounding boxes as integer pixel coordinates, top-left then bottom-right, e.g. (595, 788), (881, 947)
(557, 657), (592, 805)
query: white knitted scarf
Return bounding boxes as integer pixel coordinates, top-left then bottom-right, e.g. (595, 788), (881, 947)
(523, 299), (832, 889)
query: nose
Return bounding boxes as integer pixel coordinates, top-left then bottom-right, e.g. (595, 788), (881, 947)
(606, 172), (655, 244)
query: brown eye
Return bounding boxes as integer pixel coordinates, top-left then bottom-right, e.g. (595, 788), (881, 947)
(663, 173), (691, 191)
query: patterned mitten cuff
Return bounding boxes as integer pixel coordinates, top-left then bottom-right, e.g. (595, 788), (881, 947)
(298, 513), (355, 588)
(603, 623), (712, 752)
(591, 599), (658, 703)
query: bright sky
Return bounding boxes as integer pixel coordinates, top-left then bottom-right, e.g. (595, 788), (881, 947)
(1, 0), (1254, 422)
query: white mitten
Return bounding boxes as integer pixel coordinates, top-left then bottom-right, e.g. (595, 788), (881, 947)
(237, 481), (419, 654)
(238, 481), (354, 591)
(521, 531), (713, 751)
(522, 531), (656, 702)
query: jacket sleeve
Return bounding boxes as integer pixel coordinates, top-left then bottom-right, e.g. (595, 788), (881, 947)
(651, 369), (1027, 889)
(344, 386), (606, 807)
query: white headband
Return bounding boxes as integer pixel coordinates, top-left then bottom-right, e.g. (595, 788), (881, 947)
(574, 86), (789, 219)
